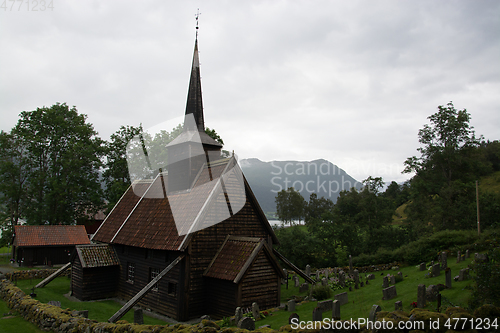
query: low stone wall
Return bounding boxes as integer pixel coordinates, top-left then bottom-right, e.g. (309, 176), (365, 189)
(4, 267), (71, 281)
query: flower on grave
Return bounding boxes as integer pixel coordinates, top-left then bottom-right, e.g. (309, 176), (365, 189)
(411, 302), (418, 308)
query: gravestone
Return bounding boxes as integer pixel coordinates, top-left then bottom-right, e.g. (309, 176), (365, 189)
(134, 308), (144, 325)
(445, 268), (452, 288)
(289, 313), (299, 325)
(457, 251), (461, 264)
(235, 307), (243, 324)
(389, 275), (396, 285)
(325, 270), (329, 279)
(441, 251), (447, 270)
(332, 300), (340, 320)
(238, 317), (255, 331)
(417, 284), (426, 308)
(458, 268), (469, 281)
(252, 302), (260, 320)
(395, 301), (403, 311)
(367, 273), (375, 280)
(318, 299), (333, 312)
(306, 264), (311, 277)
(465, 250), (470, 258)
(299, 283), (309, 293)
(316, 271), (320, 281)
(353, 269), (359, 289)
(294, 276), (300, 287)
(426, 285), (439, 302)
(312, 307), (323, 321)
(349, 255), (353, 276)
(282, 269), (288, 284)
(288, 299), (296, 312)
(475, 253), (489, 263)
(397, 271), (403, 281)
(432, 264), (440, 277)
(322, 278), (328, 286)
(368, 305), (381, 322)
(382, 286), (397, 300)
(339, 271), (346, 288)
(419, 263), (426, 271)
(382, 276), (389, 288)
(334, 292), (348, 306)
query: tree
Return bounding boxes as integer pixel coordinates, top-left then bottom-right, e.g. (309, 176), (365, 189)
(403, 102), (487, 231)
(6, 103), (105, 225)
(275, 187), (306, 225)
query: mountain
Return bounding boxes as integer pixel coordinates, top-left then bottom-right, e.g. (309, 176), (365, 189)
(239, 158), (362, 213)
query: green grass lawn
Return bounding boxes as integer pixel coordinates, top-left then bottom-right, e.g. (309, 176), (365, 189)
(0, 298), (45, 333)
(254, 255), (475, 329)
(14, 276), (171, 326)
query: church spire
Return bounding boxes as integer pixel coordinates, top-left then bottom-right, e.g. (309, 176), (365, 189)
(184, 38), (205, 132)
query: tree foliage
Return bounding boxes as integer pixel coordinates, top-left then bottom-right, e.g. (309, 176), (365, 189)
(1, 103), (105, 225)
(275, 187), (306, 225)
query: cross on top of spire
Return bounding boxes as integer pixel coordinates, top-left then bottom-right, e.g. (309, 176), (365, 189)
(195, 8), (201, 38)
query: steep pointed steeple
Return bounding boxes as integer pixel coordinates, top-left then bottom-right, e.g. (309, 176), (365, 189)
(184, 39), (205, 132)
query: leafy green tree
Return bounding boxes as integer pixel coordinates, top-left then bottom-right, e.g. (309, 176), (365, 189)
(7, 103), (104, 225)
(275, 187), (306, 225)
(403, 102), (488, 231)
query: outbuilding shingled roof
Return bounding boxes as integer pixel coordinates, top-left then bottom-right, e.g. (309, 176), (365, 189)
(13, 225), (90, 247)
(75, 244), (120, 268)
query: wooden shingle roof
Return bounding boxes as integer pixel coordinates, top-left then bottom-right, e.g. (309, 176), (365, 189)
(75, 244), (120, 268)
(92, 157), (278, 251)
(13, 225), (90, 247)
(203, 235), (284, 283)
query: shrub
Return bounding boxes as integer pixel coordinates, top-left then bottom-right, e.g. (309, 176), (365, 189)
(312, 285), (331, 301)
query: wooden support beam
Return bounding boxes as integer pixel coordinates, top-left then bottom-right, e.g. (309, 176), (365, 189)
(35, 262), (72, 288)
(272, 249), (315, 284)
(108, 254), (185, 323)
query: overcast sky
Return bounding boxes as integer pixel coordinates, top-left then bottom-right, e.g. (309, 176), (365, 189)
(1, 0), (499, 183)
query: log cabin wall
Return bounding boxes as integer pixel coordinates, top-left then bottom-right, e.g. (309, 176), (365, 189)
(17, 246), (74, 266)
(240, 250), (280, 310)
(205, 278), (237, 319)
(71, 258), (119, 301)
(188, 198), (270, 318)
(114, 244), (183, 320)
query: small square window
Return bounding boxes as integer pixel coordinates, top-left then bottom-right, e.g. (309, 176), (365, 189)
(168, 282), (177, 297)
(150, 267), (160, 291)
(127, 262), (135, 284)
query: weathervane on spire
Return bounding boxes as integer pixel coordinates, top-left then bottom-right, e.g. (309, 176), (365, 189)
(195, 8), (201, 38)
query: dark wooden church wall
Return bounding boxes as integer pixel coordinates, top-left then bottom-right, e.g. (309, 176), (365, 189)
(71, 259), (119, 301)
(240, 251), (280, 310)
(188, 197), (270, 318)
(115, 245), (182, 319)
(205, 278), (237, 319)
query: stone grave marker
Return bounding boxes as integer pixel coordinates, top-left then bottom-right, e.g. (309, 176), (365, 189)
(312, 307), (323, 321)
(474, 253), (489, 263)
(294, 276), (300, 287)
(339, 271), (346, 287)
(332, 300), (340, 320)
(299, 283), (309, 293)
(458, 268), (469, 281)
(417, 284), (426, 308)
(235, 307), (243, 324)
(367, 273), (375, 280)
(441, 251), (447, 270)
(318, 299), (333, 312)
(316, 270), (320, 281)
(457, 251), (461, 263)
(368, 305), (381, 322)
(445, 268), (452, 288)
(419, 262), (426, 271)
(382, 276), (389, 288)
(134, 308), (144, 325)
(426, 285), (439, 302)
(349, 255), (353, 276)
(322, 278), (328, 286)
(252, 302), (260, 320)
(238, 317), (255, 331)
(306, 264), (311, 277)
(395, 301), (403, 311)
(432, 264), (440, 277)
(382, 286), (397, 300)
(334, 292), (348, 306)
(465, 250), (470, 258)
(397, 271), (403, 281)
(389, 275), (396, 285)
(288, 299), (296, 312)
(289, 313), (299, 325)
(353, 269), (359, 289)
